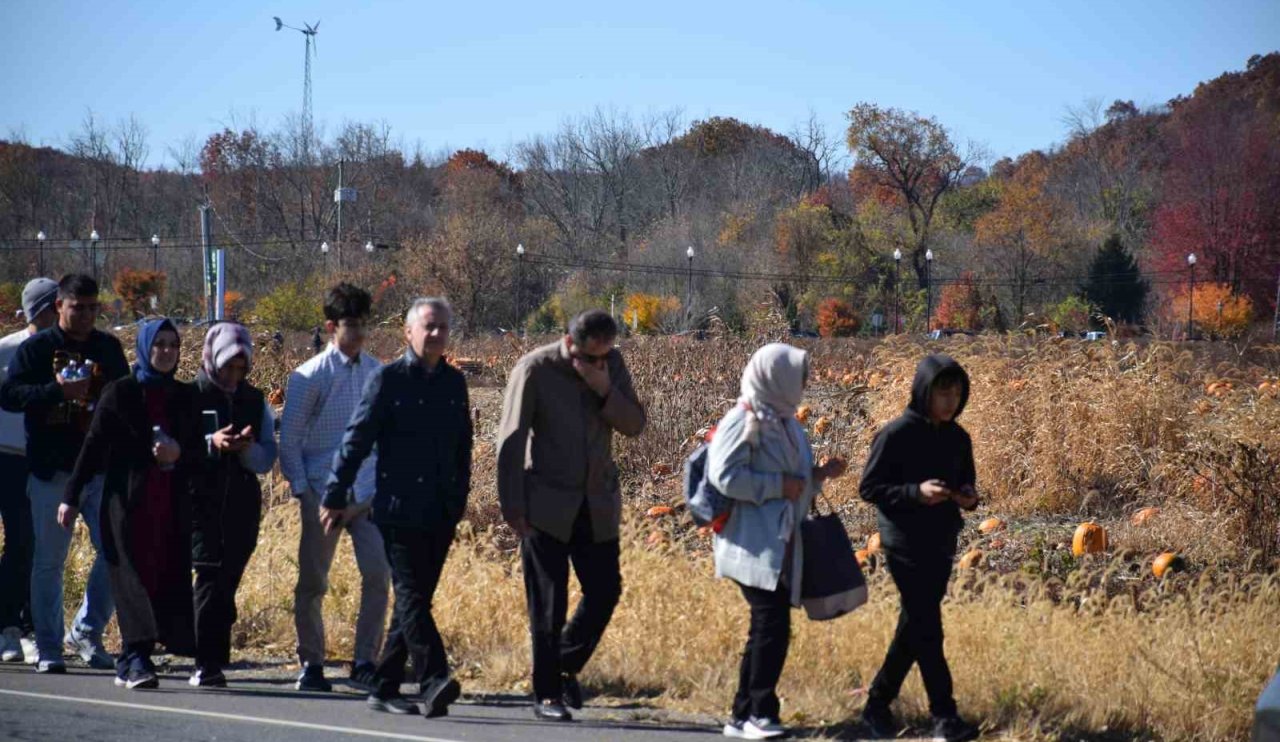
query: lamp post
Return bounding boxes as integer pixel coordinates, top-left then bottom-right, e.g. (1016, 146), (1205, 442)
(320, 241), (330, 274)
(151, 234), (160, 272)
(36, 231), (46, 275)
(89, 230), (100, 281)
(364, 240), (375, 254)
(515, 243), (525, 334)
(1216, 299), (1224, 339)
(892, 248), (902, 334)
(1187, 253), (1197, 340)
(685, 246), (695, 322)
(925, 249), (934, 334)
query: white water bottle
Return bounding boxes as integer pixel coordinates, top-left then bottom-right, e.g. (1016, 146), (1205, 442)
(153, 425), (175, 472)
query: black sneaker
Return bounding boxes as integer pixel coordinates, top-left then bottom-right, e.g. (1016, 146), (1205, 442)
(348, 662), (378, 693)
(420, 676), (461, 718)
(367, 694), (421, 715)
(932, 715), (979, 742)
(561, 673), (584, 709)
(533, 699), (572, 721)
(861, 703), (901, 738)
(188, 667), (227, 688)
(114, 666), (159, 690)
(295, 664), (332, 692)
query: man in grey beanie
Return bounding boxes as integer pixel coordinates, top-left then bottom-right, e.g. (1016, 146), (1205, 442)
(0, 278), (59, 664)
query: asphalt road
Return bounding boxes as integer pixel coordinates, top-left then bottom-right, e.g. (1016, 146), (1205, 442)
(0, 663), (723, 742)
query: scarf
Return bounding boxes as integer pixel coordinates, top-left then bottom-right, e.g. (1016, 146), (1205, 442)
(201, 322), (253, 394)
(133, 318), (179, 387)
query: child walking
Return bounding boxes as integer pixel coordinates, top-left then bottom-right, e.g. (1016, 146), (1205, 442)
(858, 354), (980, 742)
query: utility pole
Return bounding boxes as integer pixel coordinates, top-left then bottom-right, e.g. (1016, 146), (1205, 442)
(200, 205), (216, 323)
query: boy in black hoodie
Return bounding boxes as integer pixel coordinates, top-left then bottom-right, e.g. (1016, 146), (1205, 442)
(858, 354), (980, 742)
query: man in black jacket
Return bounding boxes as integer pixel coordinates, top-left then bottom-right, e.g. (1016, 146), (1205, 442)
(857, 354), (980, 742)
(0, 274), (128, 673)
(322, 297), (472, 719)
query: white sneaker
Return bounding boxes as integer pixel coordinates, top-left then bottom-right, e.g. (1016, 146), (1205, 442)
(65, 629), (114, 670)
(0, 627), (23, 662)
(20, 635), (36, 665)
(36, 659), (66, 674)
(723, 717), (789, 740)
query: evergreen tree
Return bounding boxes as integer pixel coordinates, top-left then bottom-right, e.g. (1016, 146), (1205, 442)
(1084, 234), (1148, 324)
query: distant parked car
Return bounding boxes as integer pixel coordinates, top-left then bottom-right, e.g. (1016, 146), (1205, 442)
(927, 328), (975, 340)
(789, 329), (819, 339)
(1083, 331), (1108, 341)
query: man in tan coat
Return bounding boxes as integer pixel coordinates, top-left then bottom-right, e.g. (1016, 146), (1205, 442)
(497, 309), (645, 722)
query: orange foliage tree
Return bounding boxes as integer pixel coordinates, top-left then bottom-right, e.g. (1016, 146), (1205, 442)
(934, 272), (994, 331)
(815, 297), (860, 337)
(113, 268), (167, 317)
(623, 293), (680, 334)
(1160, 282), (1254, 338)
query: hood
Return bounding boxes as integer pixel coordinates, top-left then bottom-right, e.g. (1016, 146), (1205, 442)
(907, 353), (970, 421)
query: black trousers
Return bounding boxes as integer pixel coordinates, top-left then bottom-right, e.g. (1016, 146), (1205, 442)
(733, 579), (791, 721)
(867, 550), (957, 718)
(520, 507), (621, 702)
(0, 452), (32, 632)
(192, 496), (260, 671)
(373, 523), (456, 699)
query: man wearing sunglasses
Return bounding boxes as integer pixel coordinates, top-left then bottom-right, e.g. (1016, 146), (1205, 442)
(497, 309), (646, 722)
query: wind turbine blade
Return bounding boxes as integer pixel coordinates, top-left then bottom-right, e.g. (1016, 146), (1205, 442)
(274, 16), (283, 30)
(313, 20), (320, 31)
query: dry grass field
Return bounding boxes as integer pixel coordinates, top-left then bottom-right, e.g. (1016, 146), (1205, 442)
(41, 325), (1280, 740)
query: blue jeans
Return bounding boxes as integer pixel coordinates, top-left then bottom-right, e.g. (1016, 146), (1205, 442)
(27, 472), (114, 661)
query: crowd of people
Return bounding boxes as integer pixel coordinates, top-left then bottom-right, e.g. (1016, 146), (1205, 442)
(0, 273), (981, 741)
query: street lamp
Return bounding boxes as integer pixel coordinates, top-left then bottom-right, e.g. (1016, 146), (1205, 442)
(515, 243), (525, 334)
(892, 248), (902, 334)
(364, 240), (375, 253)
(686, 246), (695, 322)
(151, 234), (160, 272)
(36, 231), (46, 275)
(1216, 299), (1224, 339)
(90, 230), (100, 281)
(925, 249), (935, 334)
(1187, 253), (1197, 340)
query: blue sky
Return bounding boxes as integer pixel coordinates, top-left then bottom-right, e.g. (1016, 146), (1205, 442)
(1, 0), (1276, 168)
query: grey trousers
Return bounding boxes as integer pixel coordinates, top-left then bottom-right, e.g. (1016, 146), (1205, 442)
(293, 489), (390, 666)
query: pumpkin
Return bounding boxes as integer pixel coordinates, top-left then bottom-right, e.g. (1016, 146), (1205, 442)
(645, 505), (674, 519)
(795, 405), (812, 424)
(814, 416), (832, 435)
(1130, 506), (1160, 527)
(650, 462), (674, 477)
(854, 548), (870, 567)
(1071, 521), (1108, 557)
(866, 532), (882, 556)
(978, 517), (1005, 535)
(1152, 552), (1185, 578)
(958, 549), (984, 569)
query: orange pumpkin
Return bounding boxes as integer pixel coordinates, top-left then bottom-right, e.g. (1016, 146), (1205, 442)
(650, 462), (674, 477)
(958, 549), (984, 569)
(1071, 522), (1108, 557)
(795, 405), (812, 424)
(814, 416), (832, 435)
(1152, 552), (1184, 578)
(866, 532), (882, 556)
(1130, 507), (1160, 527)
(645, 505), (674, 519)
(854, 548), (870, 567)
(978, 517), (1005, 535)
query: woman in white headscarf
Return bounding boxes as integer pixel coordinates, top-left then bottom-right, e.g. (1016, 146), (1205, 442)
(706, 343), (847, 739)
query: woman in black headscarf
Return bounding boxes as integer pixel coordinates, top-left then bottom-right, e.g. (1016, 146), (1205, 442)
(62, 318), (201, 689)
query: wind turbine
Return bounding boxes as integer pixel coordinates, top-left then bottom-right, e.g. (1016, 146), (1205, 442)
(274, 16), (320, 160)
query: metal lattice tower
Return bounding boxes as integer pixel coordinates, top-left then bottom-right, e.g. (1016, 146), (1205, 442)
(274, 17), (319, 160)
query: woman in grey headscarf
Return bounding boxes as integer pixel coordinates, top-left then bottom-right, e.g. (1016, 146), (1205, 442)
(706, 343), (847, 739)
(188, 322), (277, 688)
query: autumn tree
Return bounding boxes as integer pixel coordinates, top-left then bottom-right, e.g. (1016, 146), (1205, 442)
(113, 268), (166, 318)
(845, 103), (976, 287)
(815, 297), (859, 337)
(934, 272), (997, 331)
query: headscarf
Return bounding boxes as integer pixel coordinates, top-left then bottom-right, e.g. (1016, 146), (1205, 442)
(134, 318), (179, 386)
(201, 322), (254, 393)
(739, 342), (809, 418)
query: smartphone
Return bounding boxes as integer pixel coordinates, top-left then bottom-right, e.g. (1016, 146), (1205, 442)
(202, 410), (220, 437)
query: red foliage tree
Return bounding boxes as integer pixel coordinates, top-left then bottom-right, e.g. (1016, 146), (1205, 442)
(815, 297), (859, 337)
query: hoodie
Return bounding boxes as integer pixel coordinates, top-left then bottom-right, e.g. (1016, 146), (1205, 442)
(858, 354), (974, 558)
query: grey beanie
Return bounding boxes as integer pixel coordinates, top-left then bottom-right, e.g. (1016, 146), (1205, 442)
(21, 278), (59, 321)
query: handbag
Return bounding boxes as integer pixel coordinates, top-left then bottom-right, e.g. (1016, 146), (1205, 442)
(799, 494), (867, 621)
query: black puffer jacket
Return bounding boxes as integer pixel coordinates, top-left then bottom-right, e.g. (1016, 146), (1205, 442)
(858, 354), (974, 559)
